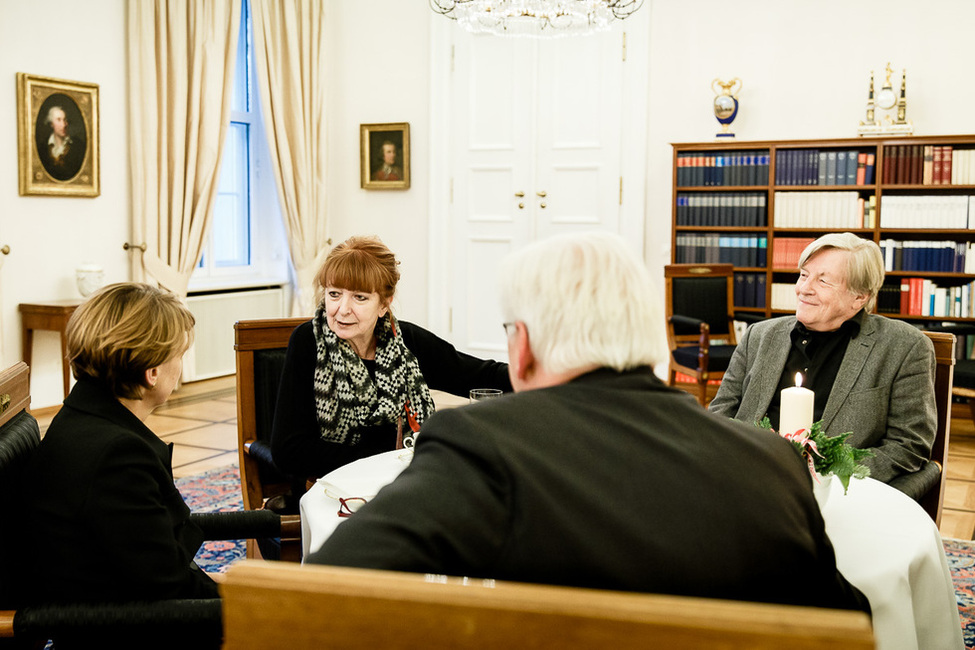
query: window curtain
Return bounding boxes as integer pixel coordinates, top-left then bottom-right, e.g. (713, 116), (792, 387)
(127, 0), (242, 296)
(250, 0), (330, 317)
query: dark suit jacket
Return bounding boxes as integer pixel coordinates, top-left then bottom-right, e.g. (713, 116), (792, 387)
(18, 378), (217, 605)
(310, 368), (868, 612)
(709, 312), (937, 484)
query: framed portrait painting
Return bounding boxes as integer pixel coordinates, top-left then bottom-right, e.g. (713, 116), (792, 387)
(360, 122), (410, 190)
(17, 73), (100, 197)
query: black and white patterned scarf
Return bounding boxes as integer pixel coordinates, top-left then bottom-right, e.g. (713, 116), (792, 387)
(312, 307), (436, 445)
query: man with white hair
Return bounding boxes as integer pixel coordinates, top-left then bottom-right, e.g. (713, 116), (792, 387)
(309, 232), (868, 612)
(710, 232), (937, 496)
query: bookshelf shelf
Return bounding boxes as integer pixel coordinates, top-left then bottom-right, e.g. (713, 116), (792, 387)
(671, 134), (975, 320)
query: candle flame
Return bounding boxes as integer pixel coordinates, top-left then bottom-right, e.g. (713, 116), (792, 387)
(795, 372), (803, 388)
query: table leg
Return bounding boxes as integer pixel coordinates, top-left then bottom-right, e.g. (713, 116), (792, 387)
(22, 325), (33, 370)
(60, 332), (71, 398)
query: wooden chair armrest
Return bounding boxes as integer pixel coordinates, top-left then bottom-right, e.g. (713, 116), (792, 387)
(280, 514), (302, 540)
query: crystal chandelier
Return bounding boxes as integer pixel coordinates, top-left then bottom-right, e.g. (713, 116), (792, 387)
(429, 0), (645, 38)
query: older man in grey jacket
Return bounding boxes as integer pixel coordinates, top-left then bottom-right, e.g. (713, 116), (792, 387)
(709, 232), (936, 496)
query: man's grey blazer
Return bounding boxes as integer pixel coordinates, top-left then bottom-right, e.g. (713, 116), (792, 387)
(709, 312), (937, 484)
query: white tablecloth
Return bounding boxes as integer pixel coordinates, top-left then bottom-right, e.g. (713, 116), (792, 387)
(813, 476), (963, 650)
(301, 455), (964, 650)
(300, 449), (414, 558)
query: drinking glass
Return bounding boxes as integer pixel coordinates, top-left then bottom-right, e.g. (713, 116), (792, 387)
(469, 388), (503, 403)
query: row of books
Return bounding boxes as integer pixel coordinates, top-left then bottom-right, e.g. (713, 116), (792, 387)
(674, 192), (767, 227)
(773, 191), (870, 229)
(675, 151), (770, 187)
(876, 278), (975, 318)
(879, 195), (975, 229)
(882, 145), (975, 185)
(774, 149), (875, 186)
(770, 237), (814, 270)
(733, 272), (767, 308)
(879, 239), (975, 273)
(770, 283), (799, 311)
(948, 149), (975, 185)
(673, 233), (767, 267)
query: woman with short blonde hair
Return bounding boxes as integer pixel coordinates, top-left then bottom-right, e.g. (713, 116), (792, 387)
(20, 282), (219, 616)
(67, 282), (195, 401)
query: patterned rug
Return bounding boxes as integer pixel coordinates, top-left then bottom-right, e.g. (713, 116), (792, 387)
(945, 538), (975, 648)
(177, 464), (975, 647)
(175, 464), (248, 573)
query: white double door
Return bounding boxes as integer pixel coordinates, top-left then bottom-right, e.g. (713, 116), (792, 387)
(435, 20), (647, 361)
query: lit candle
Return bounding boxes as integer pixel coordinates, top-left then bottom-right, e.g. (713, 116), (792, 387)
(779, 372), (814, 435)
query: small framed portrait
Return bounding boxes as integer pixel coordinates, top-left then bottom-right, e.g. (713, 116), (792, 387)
(17, 73), (100, 197)
(360, 122), (410, 190)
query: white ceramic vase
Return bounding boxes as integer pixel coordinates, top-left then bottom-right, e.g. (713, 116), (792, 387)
(76, 264), (104, 297)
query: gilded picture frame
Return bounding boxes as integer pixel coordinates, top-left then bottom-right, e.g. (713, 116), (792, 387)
(17, 73), (100, 197)
(360, 122), (410, 190)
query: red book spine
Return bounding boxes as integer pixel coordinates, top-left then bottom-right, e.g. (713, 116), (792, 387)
(896, 145), (908, 185)
(943, 146), (954, 185)
(933, 146), (944, 185)
(910, 278), (924, 316)
(883, 147), (894, 184)
(856, 152), (867, 185)
(900, 278), (911, 314)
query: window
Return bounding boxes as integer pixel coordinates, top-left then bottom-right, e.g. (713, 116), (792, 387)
(190, 0), (289, 292)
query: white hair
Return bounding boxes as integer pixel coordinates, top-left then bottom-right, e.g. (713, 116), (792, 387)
(499, 231), (668, 374)
(799, 232), (885, 311)
(45, 105), (66, 127)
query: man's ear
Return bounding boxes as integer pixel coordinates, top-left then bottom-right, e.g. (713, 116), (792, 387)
(512, 322), (535, 383)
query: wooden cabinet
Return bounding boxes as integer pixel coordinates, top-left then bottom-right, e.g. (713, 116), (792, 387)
(671, 135), (975, 324)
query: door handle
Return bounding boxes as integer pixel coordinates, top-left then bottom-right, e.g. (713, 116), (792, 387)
(536, 190), (547, 197)
(539, 202), (547, 209)
(514, 191), (525, 197)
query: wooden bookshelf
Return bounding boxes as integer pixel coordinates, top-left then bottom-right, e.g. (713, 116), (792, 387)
(671, 135), (975, 325)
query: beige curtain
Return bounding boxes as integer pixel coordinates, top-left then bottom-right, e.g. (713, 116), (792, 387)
(127, 0), (242, 296)
(251, 0), (330, 317)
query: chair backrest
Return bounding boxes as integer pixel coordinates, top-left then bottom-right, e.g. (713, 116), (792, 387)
(664, 264), (736, 347)
(0, 362), (38, 610)
(234, 318), (307, 511)
(220, 560), (873, 650)
(921, 330), (955, 525)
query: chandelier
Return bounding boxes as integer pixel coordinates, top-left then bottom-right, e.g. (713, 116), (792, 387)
(429, 0), (645, 38)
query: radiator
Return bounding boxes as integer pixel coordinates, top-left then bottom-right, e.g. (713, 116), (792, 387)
(182, 286), (287, 382)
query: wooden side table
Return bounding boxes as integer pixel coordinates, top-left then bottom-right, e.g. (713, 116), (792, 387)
(19, 300), (82, 398)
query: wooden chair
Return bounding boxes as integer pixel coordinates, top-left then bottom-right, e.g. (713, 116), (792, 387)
(664, 263), (738, 406)
(234, 317), (307, 561)
(220, 560), (874, 650)
(919, 331), (954, 526)
(887, 331), (953, 525)
(0, 362), (292, 648)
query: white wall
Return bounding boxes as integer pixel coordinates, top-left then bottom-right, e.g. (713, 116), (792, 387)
(324, 1), (431, 326)
(0, 0), (128, 408)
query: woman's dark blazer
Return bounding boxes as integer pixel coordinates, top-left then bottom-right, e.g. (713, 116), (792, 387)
(18, 378), (218, 605)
